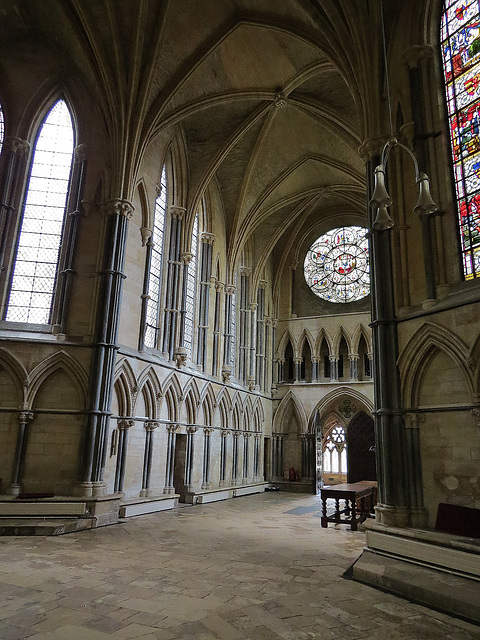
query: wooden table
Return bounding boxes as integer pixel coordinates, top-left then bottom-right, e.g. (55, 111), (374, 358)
(320, 481), (377, 531)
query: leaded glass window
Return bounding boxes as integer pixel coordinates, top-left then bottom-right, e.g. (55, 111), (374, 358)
(442, 1), (480, 279)
(0, 102), (4, 156)
(323, 425), (347, 474)
(144, 166), (167, 348)
(6, 100), (74, 323)
(304, 226), (369, 303)
(184, 213), (198, 358)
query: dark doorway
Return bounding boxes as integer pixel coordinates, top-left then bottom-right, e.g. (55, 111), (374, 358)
(346, 412), (376, 483)
(173, 433), (187, 501)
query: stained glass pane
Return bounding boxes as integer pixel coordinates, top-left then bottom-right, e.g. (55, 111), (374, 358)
(184, 214), (198, 358)
(6, 100), (74, 323)
(442, 0), (480, 279)
(144, 165), (167, 348)
(0, 103), (4, 156)
(304, 226), (370, 303)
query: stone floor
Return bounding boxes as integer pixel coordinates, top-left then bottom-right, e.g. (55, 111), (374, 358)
(0, 492), (479, 640)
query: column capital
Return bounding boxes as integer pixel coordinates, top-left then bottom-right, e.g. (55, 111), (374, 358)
(104, 199), (134, 219)
(215, 281), (224, 293)
(18, 411), (34, 423)
(166, 423), (179, 434)
(293, 357), (303, 364)
(140, 227), (152, 247)
(290, 260), (299, 271)
(225, 284), (236, 296)
(358, 136), (387, 163)
(221, 429), (231, 437)
(74, 143), (89, 163)
(144, 420), (160, 431)
(259, 279), (268, 289)
(249, 302), (258, 312)
(117, 418), (134, 430)
(200, 232), (216, 244)
(181, 251), (193, 265)
(186, 426), (198, 434)
(243, 432), (252, 439)
(5, 136), (30, 156)
(240, 266), (251, 277)
(403, 44), (434, 69)
(203, 427), (214, 435)
(170, 205), (186, 219)
(232, 430), (241, 438)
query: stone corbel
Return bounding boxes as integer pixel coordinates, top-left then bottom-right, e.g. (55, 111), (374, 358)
(222, 364), (232, 383)
(140, 227), (152, 246)
(174, 346), (188, 368)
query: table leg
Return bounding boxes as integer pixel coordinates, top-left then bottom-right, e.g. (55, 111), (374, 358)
(321, 496), (328, 528)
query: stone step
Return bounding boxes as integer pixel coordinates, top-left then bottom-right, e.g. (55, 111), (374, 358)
(0, 517), (97, 536)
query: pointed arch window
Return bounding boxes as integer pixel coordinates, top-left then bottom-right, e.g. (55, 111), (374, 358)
(183, 213), (198, 359)
(6, 100), (74, 323)
(442, 1), (480, 279)
(144, 165), (167, 348)
(0, 102), (4, 155)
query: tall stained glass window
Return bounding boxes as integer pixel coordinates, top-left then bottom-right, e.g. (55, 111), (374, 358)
(0, 102), (4, 156)
(144, 166), (167, 348)
(6, 100), (74, 323)
(442, 1), (480, 279)
(304, 226), (369, 303)
(184, 213), (198, 358)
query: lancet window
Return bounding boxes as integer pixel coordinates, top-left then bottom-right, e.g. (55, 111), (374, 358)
(442, 1), (480, 279)
(5, 100), (74, 323)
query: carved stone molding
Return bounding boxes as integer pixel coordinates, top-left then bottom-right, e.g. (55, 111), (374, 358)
(222, 364), (232, 383)
(5, 136), (30, 156)
(174, 346), (188, 368)
(403, 44), (434, 69)
(117, 418), (135, 430)
(166, 423), (179, 434)
(74, 143), (88, 163)
(170, 205), (186, 219)
(201, 232), (215, 244)
(215, 281), (224, 293)
(186, 426), (198, 434)
(240, 266), (251, 277)
(225, 284), (236, 296)
(274, 91), (287, 109)
(181, 251), (193, 265)
(145, 421), (160, 431)
(140, 227), (152, 246)
(105, 199), (134, 219)
(18, 411), (34, 423)
(203, 427), (214, 435)
(358, 136), (387, 163)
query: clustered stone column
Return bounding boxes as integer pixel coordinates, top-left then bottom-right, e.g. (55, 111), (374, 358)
(163, 424), (178, 494)
(242, 432), (251, 483)
(202, 427), (214, 489)
(219, 429), (229, 487)
(141, 420), (159, 497)
(300, 433), (315, 481)
(232, 431), (240, 485)
(9, 411), (34, 495)
(185, 426), (197, 492)
(253, 434), (261, 480)
(271, 433), (284, 480)
(114, 419), (134, 493)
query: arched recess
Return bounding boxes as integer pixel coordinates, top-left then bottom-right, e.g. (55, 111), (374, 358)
(112, 359), (137, 417)
(322, 412), (347, 485)
(136, 367), (162, 419)
(273, 390), (308, 435)
(398, 322), (473, 408)
(162, 374), (182, 423)
(23, 356), (85, 495)
(333, 326), (352, 355)
(311, 386), (374, 424)
(201, 384), (215, 426)
(0, 349), (28, 493)
(27, 351), (88, 409)
(352, 323), (372, 354)
(277, 329), (297, 359)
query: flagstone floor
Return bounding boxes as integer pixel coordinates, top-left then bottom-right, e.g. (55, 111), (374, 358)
(0, 492), (479, 640)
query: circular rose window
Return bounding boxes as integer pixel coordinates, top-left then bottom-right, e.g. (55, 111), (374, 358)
(304, 226), (370, 303)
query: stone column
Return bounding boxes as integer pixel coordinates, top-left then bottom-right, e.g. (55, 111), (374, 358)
(114, 419), (134, 493)
(219, 429), (230, 487)
(247, 302), (257, 391)
(197, 233), (215, 370)
(222, 284), (235, 382)
(232, 431), (240, 485)
(82, 198), (133, 497)
(185, 426), (197, 492)
(141, 420), (159, 497)
(242, 432), (251, 484)
(293, 357), (302, 383)
(253, 434), (261, 480)
(163, 424), (179, 494)
(290, 260), (298, 317)
(311, 357), (319, 383)
(201, 427), (214, 489)
(329, 356), (339, 382)
(349, 354), (359, 381)
(9, 411), (34, 496)
(162, 205), (185, 359)
(270, 319), (278, 395)
(212, 281), (223, 377)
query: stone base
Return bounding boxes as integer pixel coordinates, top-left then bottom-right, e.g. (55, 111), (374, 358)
(119, 495), (178, 517)
(186, 482), (268, 505)
(352, 523), (480, 624)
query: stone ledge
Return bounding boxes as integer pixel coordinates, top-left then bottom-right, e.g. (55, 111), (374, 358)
(119, 495), (178, 517)
(186, 482), (268, 504)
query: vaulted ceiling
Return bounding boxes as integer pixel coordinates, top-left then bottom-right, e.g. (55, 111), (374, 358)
(0, 0), (427, 278)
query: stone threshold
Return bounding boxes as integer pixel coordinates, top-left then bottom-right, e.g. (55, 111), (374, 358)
(119, 494), (178, 518)
(0, 517), (97, 536)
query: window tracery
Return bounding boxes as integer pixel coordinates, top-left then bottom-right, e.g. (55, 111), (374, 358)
(6, 100), (74, 323)
(323, 425), (347, 474)
(304, 226), (369, 303)
(442, 0), (480, 279)
(184, 213), (198, 359)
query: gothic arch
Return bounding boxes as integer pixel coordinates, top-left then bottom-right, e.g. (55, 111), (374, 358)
(311, 387), (374, 426)
(27, 351), (88, 410)
(201, 385), (215, 426)
(398, 322), (474, 408)
(277, 329), (297, 359)
(352, 323), (372, 354)
(112, 359), (137, 417)
(136, 367), (162, 418)
(163, 373), (183, 422)
(135, 177), (152, 234)
(314, 327), (334, 358)
(298, 328), (315, 354)
(332, 326), (352, 355)
(273, 390), (308, 434)
(0, 348), (27, 407)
